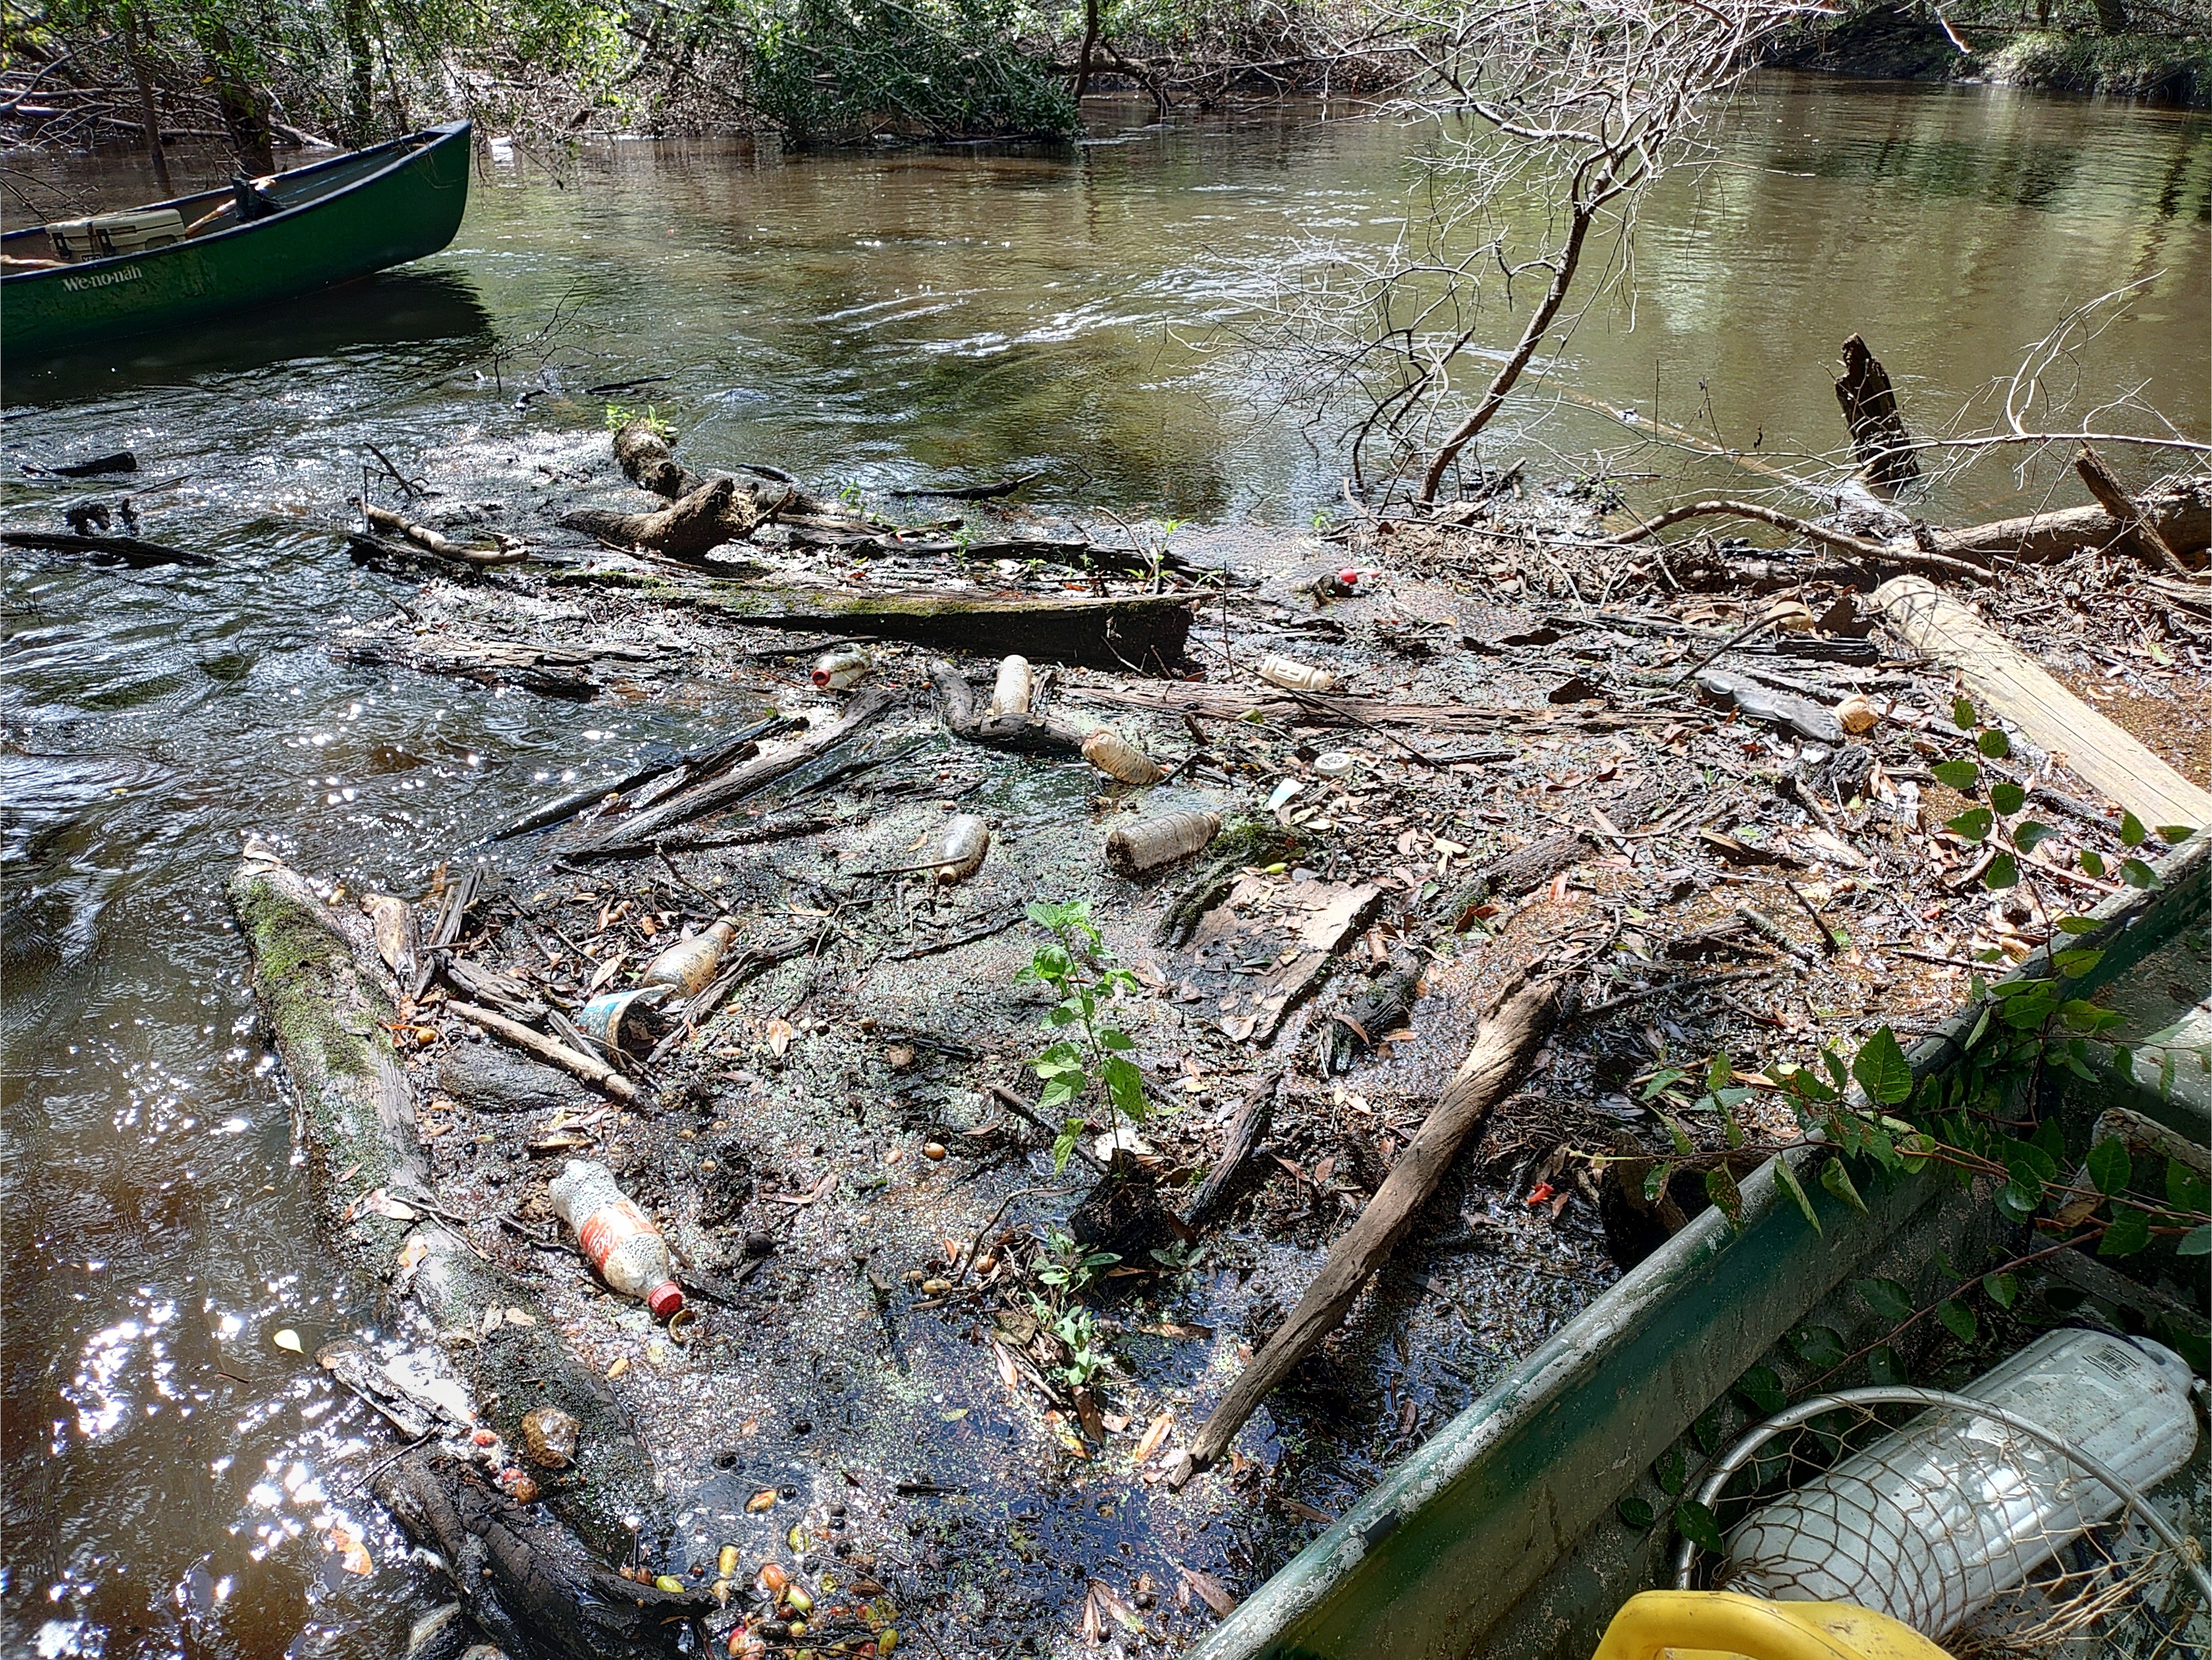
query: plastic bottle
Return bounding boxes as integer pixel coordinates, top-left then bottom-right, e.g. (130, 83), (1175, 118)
(1106, 810), (1221, 875)
(1258, 655), (1337, 694)
(811, 647), (873, 691)
(1721, 1329), (2199, 1639)
(1081, 730), (1165, 786)
(639, 917), (737, 994)
(548, 1160), (685, 1318)
(1323, 568), (1381, 598)
(988, 655), (1033, 717)
(933, 815), (990, 883)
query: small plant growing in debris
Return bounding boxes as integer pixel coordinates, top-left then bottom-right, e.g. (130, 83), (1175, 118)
(603, 403), (672, 437)
(1016, 899), (1155, 1173)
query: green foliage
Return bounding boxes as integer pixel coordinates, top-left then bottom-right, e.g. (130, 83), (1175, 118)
(1017, 899), (1159, 1172)
(1033, 1225), (1117, 1305)
(605, 403), (672, 437)
(743, 0), (1076, 146)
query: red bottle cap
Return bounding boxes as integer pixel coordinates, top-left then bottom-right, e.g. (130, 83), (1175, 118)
(647, 1280), (686, 1320)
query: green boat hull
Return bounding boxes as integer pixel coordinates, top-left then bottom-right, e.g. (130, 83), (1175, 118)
(2, 121), (471, 361)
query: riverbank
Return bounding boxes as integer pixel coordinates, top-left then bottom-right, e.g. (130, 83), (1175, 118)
(1778, 4), (2212, 104)
(192, 404), (2209, 1657)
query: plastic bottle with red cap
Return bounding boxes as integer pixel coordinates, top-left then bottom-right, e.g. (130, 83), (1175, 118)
(547, 1159), (685, 1318)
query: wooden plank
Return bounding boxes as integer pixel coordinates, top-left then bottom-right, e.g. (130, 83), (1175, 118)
(1873, 574), (2211, 832)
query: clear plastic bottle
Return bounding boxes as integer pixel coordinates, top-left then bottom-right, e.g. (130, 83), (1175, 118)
(547, 1160), (684, 1318)
(1082, 730), (1165, 786)
(1722, 1329), (2198, 1639)
(988, 655), (1033, 717)
(1106, 810), (1221, 875)
(933, 814), (989, 883)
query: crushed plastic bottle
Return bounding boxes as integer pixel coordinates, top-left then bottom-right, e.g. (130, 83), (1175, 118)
(548, 1160), (684, 1318)
(987, 655), (1033, 717)
(1258, 654), (1336, 694)
(1081, 730), (1165, 786)
(1106, 810), (1221, 875)
(639, 916), (736, 994)
(810, 646), (873, 691)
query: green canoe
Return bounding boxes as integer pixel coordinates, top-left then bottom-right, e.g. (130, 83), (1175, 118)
(1194, 828), (2210, 1660)
(1, 120), (471, 361)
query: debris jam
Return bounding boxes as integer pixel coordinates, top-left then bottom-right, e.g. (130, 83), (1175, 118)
(228, 418), (2207, 1658)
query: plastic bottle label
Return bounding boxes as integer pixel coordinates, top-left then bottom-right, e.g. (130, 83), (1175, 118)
(577, 1199), (653, 1267)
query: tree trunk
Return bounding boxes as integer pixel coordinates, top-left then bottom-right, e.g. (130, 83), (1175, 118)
(1833, 334), (1919, 487)
(1074, 0), (1102, 101)
(126, 19), (172, 196)
(2090, 0), (2129, 32)
(1420, 204), (1596, 503)
(341, 0), (377, 144)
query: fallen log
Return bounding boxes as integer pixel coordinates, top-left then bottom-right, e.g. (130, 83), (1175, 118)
(228, 840), (671, 1577)
(327, 631), (598, 699)
(573, 688), (897, 853)
(561, 474), (759, 561)
(612, 418), (837, 518)
(2, 528), (212, 567)
(1182, 1075), (1278, 1233)
(1177, 973), (1564, 1478)
(1930, 474), (2209, 568)
(1834, 334), (1918, 487)
(1873, 575), (2212, 832)
(929, 659), (1086, 757)
(560, 569), (1194, 671)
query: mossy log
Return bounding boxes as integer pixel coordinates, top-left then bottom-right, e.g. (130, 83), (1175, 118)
(561, 567), (1194, 671)
(228, 840), (675, 1592)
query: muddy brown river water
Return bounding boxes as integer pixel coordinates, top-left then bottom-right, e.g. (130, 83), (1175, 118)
(2, 77), (2206, 1660)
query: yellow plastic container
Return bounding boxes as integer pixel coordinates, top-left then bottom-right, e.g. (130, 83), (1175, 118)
(1591, 1592), (1952, 1660)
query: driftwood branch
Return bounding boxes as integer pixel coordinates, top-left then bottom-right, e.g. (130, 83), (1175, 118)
(561, 475), (758, 560)
(1180, 974), (1564, 1476)
(361, 502), (528, 567)
(446, 1000), (639, 1103)
(2, 528), (211, 567)
(574, 689), (897, 853)
(2073, 445), (2189, 576)
(929, 660), (1087, 756)
(1182, 1074), (1279, 1233)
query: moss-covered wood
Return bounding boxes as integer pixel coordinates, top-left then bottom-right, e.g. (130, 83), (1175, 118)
(228, 838), (669, 1573)
(227, 838), (427, 1268)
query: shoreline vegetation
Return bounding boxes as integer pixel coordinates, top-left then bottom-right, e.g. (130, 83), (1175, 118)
(0, 0), (2204, 191)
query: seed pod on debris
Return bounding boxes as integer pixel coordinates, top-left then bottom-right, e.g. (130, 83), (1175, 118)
(811, 646), (873, 690)
(1082, 730), (1165, 786)
(934, 814), (989, 883)
(987, 654), (1033, 717)
(521, 1404), (581, 1469)
(639, 916), (737, 994)
(1258, 654), (1336, 694)
(1106, 810), (1221, 876)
